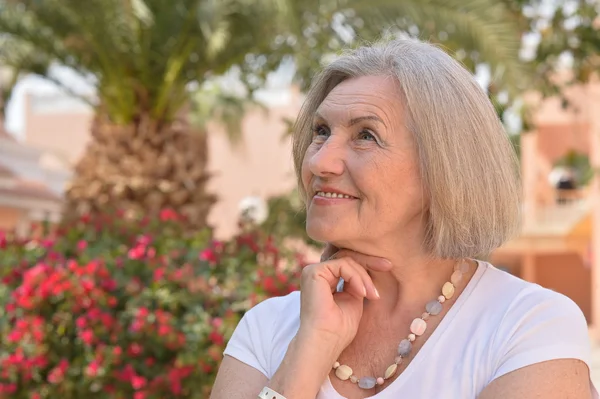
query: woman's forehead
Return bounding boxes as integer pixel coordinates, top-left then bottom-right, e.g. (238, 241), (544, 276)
(315, 76), (404, 123)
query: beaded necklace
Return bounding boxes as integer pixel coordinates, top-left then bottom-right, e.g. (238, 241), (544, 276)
(332, 259), (471, 390)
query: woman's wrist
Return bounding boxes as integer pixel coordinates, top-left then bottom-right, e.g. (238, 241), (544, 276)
(268, 331), (340, 399)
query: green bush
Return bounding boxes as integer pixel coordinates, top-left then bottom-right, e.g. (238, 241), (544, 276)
(0, 210), (306, 398)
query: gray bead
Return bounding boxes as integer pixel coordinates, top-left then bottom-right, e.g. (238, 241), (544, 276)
(426, 300), (443, 316)
(358, 376), (377, 389)
(397, 339), (412, 357)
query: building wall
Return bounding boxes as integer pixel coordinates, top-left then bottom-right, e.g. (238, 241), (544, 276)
(534, 253), (592, 322)
(22, 91), (303, 238)
(0, 206), (23, 230)
(24, 94), (93, 165)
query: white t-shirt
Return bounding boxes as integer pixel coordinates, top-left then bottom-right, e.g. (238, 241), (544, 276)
(224, 261), (598, 398)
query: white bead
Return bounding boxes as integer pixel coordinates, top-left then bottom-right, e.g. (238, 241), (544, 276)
(335, 365), (353, 380)
(442, 282), (455, 299)
(408, 333), (416, 342)
(438, 295), (446, 303)
(333, 361), (340, 369)
(410, 318), (427, 336)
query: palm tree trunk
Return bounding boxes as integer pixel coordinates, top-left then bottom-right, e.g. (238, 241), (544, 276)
(64, 113), (216, 229)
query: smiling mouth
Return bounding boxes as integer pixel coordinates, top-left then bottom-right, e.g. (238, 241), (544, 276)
(314, 191), (357, 199)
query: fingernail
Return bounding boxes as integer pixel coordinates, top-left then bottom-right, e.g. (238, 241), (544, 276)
(362, 286), (367, 297)
(374, 288), (380, 298)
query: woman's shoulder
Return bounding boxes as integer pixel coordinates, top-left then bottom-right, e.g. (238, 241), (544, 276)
(475, 261), (591, 379)
(245, 290), (302, 331)
(478, 261), (585, 318)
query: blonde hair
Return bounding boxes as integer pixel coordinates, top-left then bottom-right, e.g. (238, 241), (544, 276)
(292, 38), (521, 259)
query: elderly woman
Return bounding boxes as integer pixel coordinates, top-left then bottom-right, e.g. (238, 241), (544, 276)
(210, 39), (597, 399)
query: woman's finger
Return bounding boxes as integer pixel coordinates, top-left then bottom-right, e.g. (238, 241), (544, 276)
(340, 256), (380, 300)
(303, 257), (376, 300)
(333, 249), (392, 273)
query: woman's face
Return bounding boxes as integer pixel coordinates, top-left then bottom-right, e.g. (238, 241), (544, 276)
(301, 75), (426, 248)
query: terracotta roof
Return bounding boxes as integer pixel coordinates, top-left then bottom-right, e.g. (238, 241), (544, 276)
(0, 179), (61, 202)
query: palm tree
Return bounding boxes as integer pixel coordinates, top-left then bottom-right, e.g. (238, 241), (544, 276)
(0, 0), (525, 229)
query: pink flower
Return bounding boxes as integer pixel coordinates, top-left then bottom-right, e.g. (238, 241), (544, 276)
(128, 246), (145, 260)
(209, 330), (224, 346)
(76, 316), (87, 329)
(158, 324), (171, 336)
(131, 375), (147, 390)
(128, 343), (143, 357)
(159, 208), (179, 221)
(137, 307), (149, 318)
(7, 329), (23, 343)
(134, 392), (147, 399)
(77, 240), (88, 251)
(153, 267), (165, 281)
(47, 367), (64, 384)
(30, 393), (41, 399)
(129, 320), (144, 333)
(211, 317), (223, 328)
(85, 360), (100, 377)
(199, 248), (217, 263)
(113, 346), (123, 357)
(0, 383), (17, 394)
(147, 247), (156, 258)
(80, 330), (95, 345)
(107, 296), (118, 307)
(58, 359), (69, 372)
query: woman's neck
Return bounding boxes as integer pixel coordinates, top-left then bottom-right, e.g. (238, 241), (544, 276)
(335, 237), (474, 319)
(366, 255), (458, 316)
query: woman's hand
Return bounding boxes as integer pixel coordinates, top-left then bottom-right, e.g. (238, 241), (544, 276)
(298, 244), (392, 356)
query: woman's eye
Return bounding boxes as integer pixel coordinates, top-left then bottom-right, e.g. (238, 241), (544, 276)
(358, 130), (377, 141)
(312, 124), (330, 138)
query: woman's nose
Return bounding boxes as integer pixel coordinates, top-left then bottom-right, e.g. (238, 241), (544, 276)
(308, 137), (345, 177)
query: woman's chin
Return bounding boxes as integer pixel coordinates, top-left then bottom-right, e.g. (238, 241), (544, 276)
(306, 222), (349, 244)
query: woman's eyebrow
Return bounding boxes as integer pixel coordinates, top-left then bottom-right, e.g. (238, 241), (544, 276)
(348, 115), (386, 128)
(314, 112), (387, 128)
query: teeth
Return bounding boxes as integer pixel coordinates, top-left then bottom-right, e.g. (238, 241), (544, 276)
(316, 191), (353, 199)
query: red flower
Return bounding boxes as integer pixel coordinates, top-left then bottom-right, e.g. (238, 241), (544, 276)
(130, 320), (144, 333)
(199, 248), (217, 263)
(107, 296), (118, 307)
(263, 276), (276, 293)
(113, 346), (123, 356)
(80, 329), (95, 345)
(158, 324), (172, 336)
(128, 245), (146, 260)
(76, 316), (87, 329)
(134, 392), (147, 399)
(0, 383), (17, 394)
(7, 329), (23, 343)
(208, 330), (224, 346)
(77, 240), (88, 251)
(211, 317), (223, 329)
(145, 357), (156, 367)
(30, 393), (41, 399)
(128, 343), (143, 356)
(131, 375), (147, 390)
(85, 360), (100, 377)
(159, 208), (179, 222)
(137, 307), (149, 318)
(153, 267), (165, 281)
(47, 367), (64, 384)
